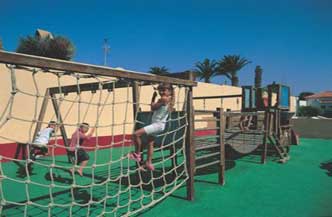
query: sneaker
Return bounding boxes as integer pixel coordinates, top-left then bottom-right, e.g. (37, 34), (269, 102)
(128, 152), (141, 163)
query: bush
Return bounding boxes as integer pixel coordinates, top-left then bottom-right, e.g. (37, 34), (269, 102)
(298, 106), (320, 117)
(17, 35), (74, 60)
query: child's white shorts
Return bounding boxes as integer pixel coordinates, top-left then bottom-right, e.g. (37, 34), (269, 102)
(144, 122), (166, 136)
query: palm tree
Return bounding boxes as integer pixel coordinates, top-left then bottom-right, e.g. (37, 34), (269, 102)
(17, 34), (74, 60)
(217, 55), (251, 86)
(194, 58), (218, 83)
(148, 66), (170, 76)
(0, 38), (3, 50)
(254, 65), (263, 88)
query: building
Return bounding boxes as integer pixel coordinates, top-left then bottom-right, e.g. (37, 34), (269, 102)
(305, 91), (332, 117)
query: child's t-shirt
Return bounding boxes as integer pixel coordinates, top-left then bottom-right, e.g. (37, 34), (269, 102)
(34, 127), (54, 145)
(152, 104), (169, 124)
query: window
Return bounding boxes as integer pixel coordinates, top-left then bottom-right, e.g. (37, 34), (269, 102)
(321, 105), (326, 109)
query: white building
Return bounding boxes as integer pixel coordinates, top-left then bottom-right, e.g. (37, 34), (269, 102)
(305, 91), (332, 117)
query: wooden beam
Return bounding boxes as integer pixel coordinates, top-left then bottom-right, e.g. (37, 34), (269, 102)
(261, 111), (269, 164)
(33, 89), (50, 140)
(186, 72), (195, 201)
(0, 51), (196, 86)
(50, 93), (70, 162)
(193, 94), (242, 100)
(217, 107), (226, 185)
(132, 81), (140, 120)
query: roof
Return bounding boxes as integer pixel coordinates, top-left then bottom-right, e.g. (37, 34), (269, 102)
(35, 29), (54, 40)
(305, 91), (332, 99)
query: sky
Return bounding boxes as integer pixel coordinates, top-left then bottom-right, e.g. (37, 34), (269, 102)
(0, 0), (331, 95)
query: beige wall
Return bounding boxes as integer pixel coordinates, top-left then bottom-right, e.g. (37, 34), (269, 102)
(0, 63), (296, 144)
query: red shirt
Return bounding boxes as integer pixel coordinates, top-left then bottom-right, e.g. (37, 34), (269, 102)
(69, 128), (91, 151)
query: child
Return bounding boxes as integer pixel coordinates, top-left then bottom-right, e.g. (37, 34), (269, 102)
(14, 121), (57, 161)
(239, 115), (253, 131)
(129, 83), (174, 171)
(69, 123), (95, 176)
(29, 121), (57, 160)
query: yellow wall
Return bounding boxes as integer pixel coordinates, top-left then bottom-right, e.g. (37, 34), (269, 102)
(0, 64), (296, 144)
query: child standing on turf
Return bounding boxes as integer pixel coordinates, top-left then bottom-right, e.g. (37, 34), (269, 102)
(129, 83), (174, 171)
(69, 123), (95, 176)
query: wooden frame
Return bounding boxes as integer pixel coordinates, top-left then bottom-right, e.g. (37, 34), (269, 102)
(267, 83), (291, 110)
(241, 86), (257, 112)
(0, 51), (197, 202)
(0, 51), (196, 86)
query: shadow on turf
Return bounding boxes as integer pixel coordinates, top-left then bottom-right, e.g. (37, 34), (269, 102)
(320, 160), (332, 177)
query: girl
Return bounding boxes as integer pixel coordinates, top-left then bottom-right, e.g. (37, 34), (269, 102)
(129, 83), (174, 171)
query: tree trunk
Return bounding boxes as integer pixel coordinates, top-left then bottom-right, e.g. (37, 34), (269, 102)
(231, 75), (239, 86)
(255, 71), (262, 88)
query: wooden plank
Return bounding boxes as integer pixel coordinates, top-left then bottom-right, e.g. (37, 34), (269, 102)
(50, 93), (70, 162)
(185, 73), (195, 201)
(195, 160), (220, 170)
(32, 89), (50, 140)
(132, 81), (140, 119)
(0, 51), (196, 86)
(261, 111), (269, 164)
(193, 94), (242, 100)
(196, 152), (220, 161)
(218, 108), (225, 185)
(49, 80), (124, 95)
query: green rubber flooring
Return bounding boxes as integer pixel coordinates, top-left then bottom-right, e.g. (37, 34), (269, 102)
(1, 138), (332, 217)
(144, 138), (332, 217)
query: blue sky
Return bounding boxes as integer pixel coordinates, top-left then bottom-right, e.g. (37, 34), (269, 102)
(1, 0), (331, 95)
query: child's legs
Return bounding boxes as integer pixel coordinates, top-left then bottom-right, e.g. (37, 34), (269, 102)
(14, 143), (23, 159)
(77, 149), (89, 174)
(146, 136), (155, 164)
(133, 128), (146, 154)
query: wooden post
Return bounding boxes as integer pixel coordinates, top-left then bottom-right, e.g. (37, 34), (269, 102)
(217, 108), (225, 185)
(33, 88), (50, 140)
(261, 110), (269, 164)
(50, 93), (70, 162)
(226, 109), (231, 129)
(186, 73), (195, 201)
(132, 81), (140, 119)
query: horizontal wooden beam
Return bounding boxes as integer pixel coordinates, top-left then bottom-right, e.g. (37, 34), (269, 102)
(49, 80), (132, 94)
(193, 94), (242, 100)
(0, 51), (196, 87)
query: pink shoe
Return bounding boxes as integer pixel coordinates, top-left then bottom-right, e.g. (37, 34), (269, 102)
(128, 152), (141, 163)
(145, 162), (155, 171)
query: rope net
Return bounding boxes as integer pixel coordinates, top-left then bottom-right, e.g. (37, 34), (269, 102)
(0, 64), (189, 216)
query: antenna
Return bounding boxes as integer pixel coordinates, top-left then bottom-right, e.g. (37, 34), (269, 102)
(103, 38), (110, 66)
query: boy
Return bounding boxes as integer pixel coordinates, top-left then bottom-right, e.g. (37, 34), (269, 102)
(14, 121), (57, 161)
(69, 123), (95, 176)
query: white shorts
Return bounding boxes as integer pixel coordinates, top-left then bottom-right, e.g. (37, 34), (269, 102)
(144, 122), (166, 136)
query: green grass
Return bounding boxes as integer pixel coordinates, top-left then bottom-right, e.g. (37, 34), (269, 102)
(1, 138), (332, 217)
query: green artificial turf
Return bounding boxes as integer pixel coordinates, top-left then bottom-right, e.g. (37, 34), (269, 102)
(144, 138), (332, 217)
(1, 138), (332, 217)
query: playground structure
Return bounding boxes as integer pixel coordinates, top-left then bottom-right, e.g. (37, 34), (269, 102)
(0, 51), (196, 216)
(0, 51), (295, 216)
(193, 83), (294, 181)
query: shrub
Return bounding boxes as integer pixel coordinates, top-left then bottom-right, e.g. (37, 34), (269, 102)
(16, 34), (74, 60)
(298, 106), (320, 117)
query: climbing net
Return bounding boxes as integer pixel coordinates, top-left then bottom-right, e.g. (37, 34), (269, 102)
(0, 63), (189, 216)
